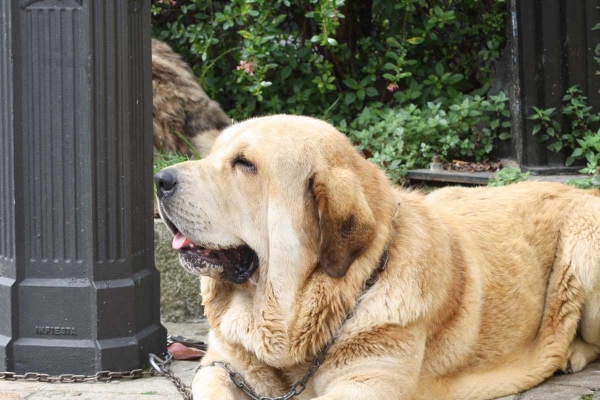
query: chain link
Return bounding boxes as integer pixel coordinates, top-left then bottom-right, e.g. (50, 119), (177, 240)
(0, 368), (157, 384)
(149, 352), (193, 400)
(0, 350), (191, 399)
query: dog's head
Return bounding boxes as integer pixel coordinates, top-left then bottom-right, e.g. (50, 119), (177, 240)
(155, 115), (394, 289)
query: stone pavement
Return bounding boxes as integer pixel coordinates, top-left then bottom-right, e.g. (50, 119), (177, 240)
(1, 320), (599, 399)
(0, 321), (209, 400)
(498, 364), (600, 400)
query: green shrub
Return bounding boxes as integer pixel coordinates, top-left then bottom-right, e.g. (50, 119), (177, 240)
(530, 86), (600, 175)
(347, 92), (511, 183)
(487, 168), (530, 187)
(151, 0), (507, 124)
(565, 178), (594, 190)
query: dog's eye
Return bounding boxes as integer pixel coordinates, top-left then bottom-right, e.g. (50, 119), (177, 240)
(232, 157), (257, 174)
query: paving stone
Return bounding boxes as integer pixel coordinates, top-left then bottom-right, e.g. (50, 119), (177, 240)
(164, 320), (210, 343)
(513, 385), (594, 400)
(496, 364), (600, 400)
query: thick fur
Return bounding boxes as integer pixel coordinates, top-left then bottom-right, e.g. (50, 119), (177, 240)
(156, 115), (600, 399)
(152, 39), (230, 157)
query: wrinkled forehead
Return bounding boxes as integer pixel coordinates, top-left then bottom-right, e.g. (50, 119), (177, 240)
(213, 123), (263, 154)
(213, 120), (322, 168)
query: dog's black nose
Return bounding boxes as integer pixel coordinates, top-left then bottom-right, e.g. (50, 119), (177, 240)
(154, 169), (178, 197)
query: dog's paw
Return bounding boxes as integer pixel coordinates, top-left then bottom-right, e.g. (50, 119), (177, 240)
(560, 353), (587, 374)
(192, 367), (239, 400)
(559, 359), (573, 375)
(560, 338), (600, 374)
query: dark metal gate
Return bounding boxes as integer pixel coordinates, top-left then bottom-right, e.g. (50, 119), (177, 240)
(506, 0), (600, 174)
(0, 0), (166, 374)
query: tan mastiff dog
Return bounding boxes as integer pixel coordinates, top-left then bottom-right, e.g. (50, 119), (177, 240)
(154, 115), (600, 399)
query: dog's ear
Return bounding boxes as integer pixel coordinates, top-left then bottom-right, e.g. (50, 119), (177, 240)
(311, 168), (376, 278)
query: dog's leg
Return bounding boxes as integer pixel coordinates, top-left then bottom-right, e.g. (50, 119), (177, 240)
(311, 323), (427, 400)
(192, 332), (287, 400)
(192, 365), (239, 400)
(561, 195), (600, 373)
(581, 295), (600, 345)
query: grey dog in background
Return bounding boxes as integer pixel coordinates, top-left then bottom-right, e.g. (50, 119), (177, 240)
(152, 38), (230, 157)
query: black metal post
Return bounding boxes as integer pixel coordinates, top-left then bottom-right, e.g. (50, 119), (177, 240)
(0, 0), (166, 374)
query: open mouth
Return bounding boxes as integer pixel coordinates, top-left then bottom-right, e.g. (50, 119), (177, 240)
(170, 230), (259, 285)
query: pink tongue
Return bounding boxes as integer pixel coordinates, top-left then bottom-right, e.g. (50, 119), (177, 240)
(172, 232), (192, 249)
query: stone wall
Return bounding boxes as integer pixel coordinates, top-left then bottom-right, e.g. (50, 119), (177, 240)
(155, 220), (205, 322)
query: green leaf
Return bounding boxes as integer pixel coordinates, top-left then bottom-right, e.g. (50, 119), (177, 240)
(593, 23), (600, 31)
(365, 87), (378, 97)
(434, 6), (444, 17)
(566, 156), (575, 167)
(344, 93), (356, 105)
(407, 37), (424, 45)
(387, 37), (402, 48)
(272, 14), (287, 26)
(357, 89), (366, 100)
(499, 133), (511, 140)
(447, 74), (463, 84)
(281, 66), (292, 80)
(435, 63), (444, 76)
(586, 151), (595, 163)
(343, 78), (358, 89)
(237, 30), (252, 39)
(532, 125), (541, 135)
(552, 120), (561, 131)
(326, 38), (338, 46)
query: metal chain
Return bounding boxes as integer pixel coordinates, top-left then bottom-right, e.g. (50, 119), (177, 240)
(149, 352), (193, 400)
(200, 306), (350, 400)
(202, 248), (390, 400)
(0, 367), (156, 383)
(0, 350), (194, 400)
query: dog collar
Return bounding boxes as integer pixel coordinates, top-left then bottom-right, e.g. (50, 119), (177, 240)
(363, 247), (389, 290)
